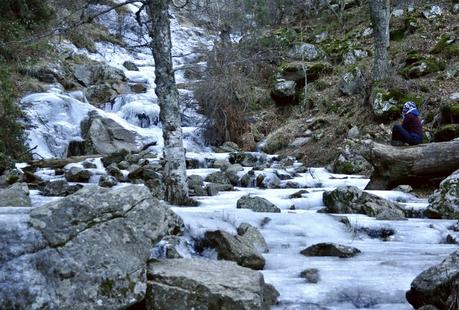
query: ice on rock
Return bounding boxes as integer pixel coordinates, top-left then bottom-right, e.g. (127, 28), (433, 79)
(21, 92), (96, 158)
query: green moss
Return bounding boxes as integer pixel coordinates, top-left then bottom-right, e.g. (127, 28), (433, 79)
(100, 279), (114, 296)
(444, 44), (459, 57)
(400, 56), (446, 79)
(440, 104), (459, 124)
(431, 34), (451, 54)
(434, 124), (459, 142)
(390, 28), (406, 42)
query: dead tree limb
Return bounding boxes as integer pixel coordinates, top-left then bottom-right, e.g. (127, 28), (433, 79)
(356, 140), (459, 189)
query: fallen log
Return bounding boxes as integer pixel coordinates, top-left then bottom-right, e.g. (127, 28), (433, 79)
(356, 140), (459, 189)
(26, 155), (100, 170)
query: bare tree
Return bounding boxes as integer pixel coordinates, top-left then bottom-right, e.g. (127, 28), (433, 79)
(369, 0), (391, 81)
(144, 0), (190, 205)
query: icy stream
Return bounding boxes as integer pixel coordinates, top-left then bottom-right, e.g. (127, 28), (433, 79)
(8, 3), (459, 310)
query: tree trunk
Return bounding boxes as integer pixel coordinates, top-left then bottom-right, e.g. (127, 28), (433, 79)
(369, 0), (391, 81)
(357, 140), (459, 189)
(147, 0), (190, 205)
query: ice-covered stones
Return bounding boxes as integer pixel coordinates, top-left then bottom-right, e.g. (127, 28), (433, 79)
(300, 243), (361, 258)
(322, 186), (405, 220)
(237, 195), (281, 213)
(425, 170), (459, 219)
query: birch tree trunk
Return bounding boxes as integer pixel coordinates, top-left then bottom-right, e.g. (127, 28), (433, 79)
(147, 0), (190, 205)
(369, 0), (391, 81)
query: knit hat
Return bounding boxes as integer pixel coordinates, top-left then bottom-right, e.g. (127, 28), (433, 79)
(402, 101), (420, 116)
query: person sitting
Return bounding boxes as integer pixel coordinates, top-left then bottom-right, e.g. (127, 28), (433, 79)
(391, 101), (423, 146)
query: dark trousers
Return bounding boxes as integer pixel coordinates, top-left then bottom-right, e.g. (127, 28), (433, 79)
(392, 125), (422, 145)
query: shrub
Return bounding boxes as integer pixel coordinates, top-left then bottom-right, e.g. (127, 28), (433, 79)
(0, 0), (54, 61)
(0, 64), (28, 168)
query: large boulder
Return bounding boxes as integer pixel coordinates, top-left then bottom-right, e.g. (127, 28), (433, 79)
(271, 79), (296, 105)
(64, 166), (92, 182)
(146, 258), (279, 310)
(41, 179), (82, 196)
(73, 64), (127, 87)
(323, 186), (405, 220)
(406, 249), (459, 309)
(74, 111), (144, 155)
(204, 171), (232, 185)
(237, 223), (269, 254)
(201, 230), (265, 270)
(0, 185), (183, 309)
(0, 183), (31, 207)
(425, 170), (459, 219)
(339, 67), (364, 96)
(331, 141), (373, 176)
(237, 195), (281, 213)
(288, 43), (324, 61)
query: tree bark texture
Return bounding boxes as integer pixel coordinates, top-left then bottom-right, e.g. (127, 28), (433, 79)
(357, 140), (459, 189)
(148, 0), (190, 205)
(369, 0), (391, 81)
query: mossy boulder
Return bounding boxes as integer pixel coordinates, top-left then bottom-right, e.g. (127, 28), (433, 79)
(440, 104), (459, 124)
(425, 170), (459, 219)
(277, 61), (332, 89)
(400, 52), (446, 78)
(270, 79), (296, 105)
(433, 124), (459, 142)
(431, 34), (459, 58)
(371, 87), (422, 122)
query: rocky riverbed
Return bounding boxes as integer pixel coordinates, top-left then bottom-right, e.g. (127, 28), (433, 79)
(1, 2), (458, 309)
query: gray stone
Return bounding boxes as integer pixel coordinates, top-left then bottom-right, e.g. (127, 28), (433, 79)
(123, 61), (139, 71)
(347, 126), (360, 139)
(289, 43), (324, 61)
(206, 183), (234, 196)
(453, 4), (459, 14)
(393, 185), (413, 193)
(146, 258), (278, 309)
(42, 179), (82, 197)
(204, 171), (231, 185)
(323, 186), (405, 220)
(406, 249), (459, 309)
(106, 165), (125, 181)
(187, 175), (207, 196)
(82, 161), (97, 169)
(152, 235), (189, 259)
(201, 230), (265, 270)
(237, 223), (269, 253)
(74, 64), (126, 87)
(64, 167), (92, 183)
(117, 160), (130, 170)
(300, 268), (320, 283)
(332, 141), (373, 176)
(425, 170), (459, 219)
(131, 83), (147, 93)
(0, 185), (183, 309)
(0, 183), (31, 207)
(84, 83), (117, 106)
(80, 111), (143, 155)
(256, 172), (281, 189)
(300, 243), (361, 258)
(422, 5), (443, 19)
(101, 150), (129, 167)
(225, 164), (244, 185)
(229, 152), (267, 167)
(271, 79), (296, 105)
(219, 141), (241, 152)
(98, 175), (118, 188)
(237, 195), (281, 213)
(339, 67), (364, 96)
